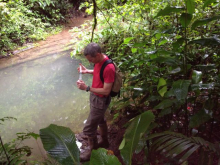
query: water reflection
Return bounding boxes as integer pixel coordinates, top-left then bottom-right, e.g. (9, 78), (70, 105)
(0, 51), (92, 159)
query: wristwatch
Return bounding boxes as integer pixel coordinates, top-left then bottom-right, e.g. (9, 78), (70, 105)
(86, 86), (90, 92)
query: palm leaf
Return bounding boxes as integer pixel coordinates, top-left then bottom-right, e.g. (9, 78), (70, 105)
(40, 124), (80, 165)
(147, 131), (219, 164)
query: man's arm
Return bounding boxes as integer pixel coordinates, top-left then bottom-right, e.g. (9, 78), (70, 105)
(77, 80), (113, 96)
(85, 70), (94, 74)
(90, 82), (113, 96)
(78, 63), (94, 74)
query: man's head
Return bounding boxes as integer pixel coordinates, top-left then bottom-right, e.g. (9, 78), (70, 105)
(84, 43), (103, 64)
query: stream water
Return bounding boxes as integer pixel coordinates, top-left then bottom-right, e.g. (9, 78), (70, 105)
(0, 17), (93, 162)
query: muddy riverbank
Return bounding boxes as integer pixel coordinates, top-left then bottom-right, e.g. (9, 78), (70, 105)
(0, 15), (92, 70)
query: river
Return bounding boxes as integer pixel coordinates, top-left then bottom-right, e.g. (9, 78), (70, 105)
(0, 16), (93, 162)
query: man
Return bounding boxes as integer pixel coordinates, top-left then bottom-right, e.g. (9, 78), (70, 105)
(76, 43), (115, 161)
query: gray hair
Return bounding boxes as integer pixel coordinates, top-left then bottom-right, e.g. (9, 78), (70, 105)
(84, 43), (101, 57)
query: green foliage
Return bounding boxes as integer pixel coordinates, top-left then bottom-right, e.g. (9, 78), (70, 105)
(0, 117), (17, 125)
(70, 0), (220, 163)
(0, 117), (35, 165)
(157, 78), (167, 97)
(191, 15), (220, 30)
(39, 125), (121, 165)
(0, 0), (73, 56)
(40, 124), (80, 165)
(147, 131), (219, 164)
(90, 148), (121, 165)
(120, 111), (155, 165)
(156, 6), (184, 17)
(2, 0), (220, 164)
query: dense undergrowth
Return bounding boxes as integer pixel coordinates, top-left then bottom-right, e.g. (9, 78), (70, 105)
(70, 0), (220, 164)
(1, 0), (220, 164)
(0, 0), (79, 57)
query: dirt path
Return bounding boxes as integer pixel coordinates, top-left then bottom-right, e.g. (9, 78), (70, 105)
(0, 16), (93, 70)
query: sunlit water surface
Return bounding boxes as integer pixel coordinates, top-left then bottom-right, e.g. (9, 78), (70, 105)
(0, 51), (92, 161)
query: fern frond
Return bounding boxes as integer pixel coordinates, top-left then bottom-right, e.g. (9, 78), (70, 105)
(147, 131), (219, 164)
(0, 141), (28, 165)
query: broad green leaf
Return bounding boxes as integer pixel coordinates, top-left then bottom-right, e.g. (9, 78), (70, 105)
(120, 111), (155, 165)
(157, 78), (167, 97)
(189, 109), (212, 128)
(172, 80), (191, 102)
(45, 0), (50, 6)
(164, 89), (175, 97)
(203, 0), (216, 9)
(192, 15), (220, 30)
(192, 70), (202, 84)
(172, 38), (185, 50)
(185, 0), (195, 14)
(131, 48), (137, 53)
(158, 108), (171, 117)
(90, 148), (121, 165)
(123, 37), (133, 44)
(156, 6), (184, 17)
(133, 42), (148, 47)
(154, 99), (175, 109)
(189, 38), (220, 46)
(40, 124), (80, 165)
(158, 39), (168, 46)
(135, 139), (145, 154)
(180, 13), (193, 27)
(155, 33), (161, 39)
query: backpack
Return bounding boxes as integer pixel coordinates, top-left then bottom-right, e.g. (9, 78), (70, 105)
(100, 59), (122, 97)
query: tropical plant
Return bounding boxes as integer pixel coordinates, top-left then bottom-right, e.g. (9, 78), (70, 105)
(0, 117), (37, 165)
(69, 0), (220, 164)
(146, 131), (220, 164)
(1, 0), (220, 164)
(39, 124), (80, 164)
(39, 124), (121, 165)
(0, 0), (78, 56)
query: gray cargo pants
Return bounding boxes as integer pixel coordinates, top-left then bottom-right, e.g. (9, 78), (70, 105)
(83, 93), (111, 136)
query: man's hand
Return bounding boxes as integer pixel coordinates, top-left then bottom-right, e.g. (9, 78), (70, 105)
(77, 64), (87, 74)
(77, 80), (87, 91)
(77, 63), (94, 74)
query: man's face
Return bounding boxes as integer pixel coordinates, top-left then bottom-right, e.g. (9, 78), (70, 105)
(85, 53), (100, 64)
